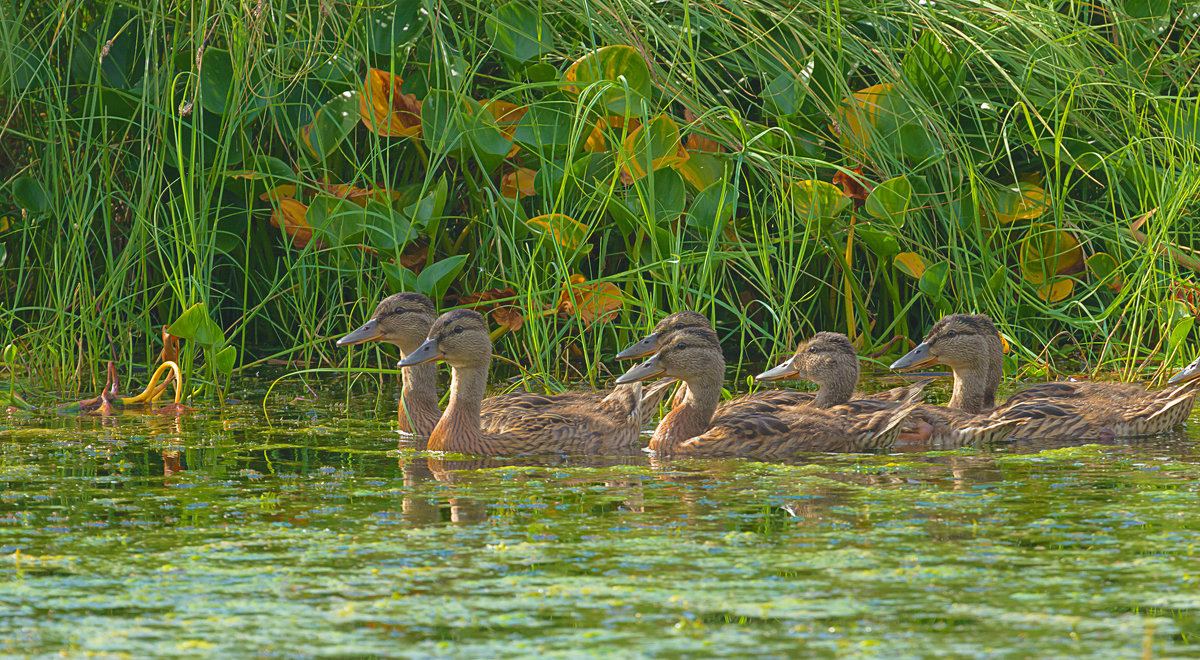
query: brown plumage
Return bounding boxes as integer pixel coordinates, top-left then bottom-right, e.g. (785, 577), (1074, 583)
(616, 311), (912, 416)
(398, 310), (669, 456)
(891, 313), (1200, 439)
(616, 328), (922, 459)
(339, 293), (665, 439)
(757, 331), (1027, 447)
(337, 293), (442, 437)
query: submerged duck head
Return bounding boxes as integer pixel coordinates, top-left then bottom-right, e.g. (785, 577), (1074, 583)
(616, 327), (723, 384)
(615, 310), (713, 361)
(336, 292), (437, 354)
(890, 313), (1001, 372)
(399, 309), (491, 370)
(756, 331), (859, 386)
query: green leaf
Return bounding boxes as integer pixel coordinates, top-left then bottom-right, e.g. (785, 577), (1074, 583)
(166, 302), (225, 346)
(416, 255), (468, 303)
(563, 45), (652, 116)
(856, 226), (899, 259)
(303, 92), (359, 160)
(199, 48), (233, 115)
(1086, 252), (1121, 290)
(214, 345), (237, 375)
(368, 0), (425, 54)
(762, 68), (808, 117)
(865, 175), (911, 227)
(12, 176), (49, 214)
(788, 180), (850, 231)
(486, 2), (556, 62)
(894, 252), (930, 279)
(513, 103), (579, 158)
(902, 30), (963, 104)
(363, 200), (415, 255)
(629, 167), (687, 226)
(403, 177), (447, 235)
(987, 265), (1008, 295)
(421, 90), (470, 154)
(688, 178), (739, 237)
(919, 261), (950, 299)
(1169, 317), (1194, 356)
(382, 262), (419, 294)
(307, 195), (368, 247)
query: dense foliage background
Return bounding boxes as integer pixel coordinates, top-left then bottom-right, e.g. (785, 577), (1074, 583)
(1, 0), (1198, 398)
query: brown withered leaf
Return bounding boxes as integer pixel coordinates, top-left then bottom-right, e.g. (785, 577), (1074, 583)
(500, 167), (537, 199)
(555, 275), (623, 326)
(833, 166), (873, 209)
(359, 68), (422, 138)
(459, 287), (524, 333)
(159, 326), (180, 364)
(270, 198), (318, 249)
(683, 107), (722, 153)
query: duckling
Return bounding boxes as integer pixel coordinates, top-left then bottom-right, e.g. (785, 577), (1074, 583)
(756, 331), (1026, 446)
(890, 313), (1200, 439)
(616, 327), (921, 458)
(616, 310), (918, 413)
(339, 294), (665, 436)
(398, 310), (667, 456)
(337, 293), (442, 436)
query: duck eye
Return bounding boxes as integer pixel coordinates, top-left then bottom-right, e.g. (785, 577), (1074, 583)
(453, 325), (464, 334)
(809, 346), (820, 353)
(677, 343), (689, 350)
(945, 330), (957, 338)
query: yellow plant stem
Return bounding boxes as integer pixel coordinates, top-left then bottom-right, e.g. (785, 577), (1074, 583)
(118, 361), (182, 406)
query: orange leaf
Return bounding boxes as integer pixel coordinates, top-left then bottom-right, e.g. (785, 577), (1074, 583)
(270, 198), (315, 248)
(258, 183), (297, 204)
(315, 181), (401, 207)
(483, 99), (527, 157)
(460, 287), (524, 332)
(832, 167), (873, 206)
(556, 275), (623, 326)
(159, 326), (180, 364)
(682, 107), (722, 153)
(1036, 279), (1074, 303)
(526, 214), (589, 251)
(359, 68), (423, 138)
(583, 116), (641, 153)
(501, 167), (537, 199)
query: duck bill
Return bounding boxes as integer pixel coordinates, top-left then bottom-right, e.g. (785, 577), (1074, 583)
(755, 357), (800, 382)
(890, 341), (937, 371)
(615, 332), (661, 361)
(1168, 356), (1200, 384)
(615, 354), (666, 384)
(397, 338), (444, 368)
(336, 319), (383, 347)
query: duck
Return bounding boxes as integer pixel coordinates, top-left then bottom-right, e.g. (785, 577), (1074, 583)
(615, 327), (922, 458)
(890, 313), (1200, 439)
(755, 331), (1027, 446)
(338, 293), (667, 437)
(337, 292), (442, 436)
(397, 309), (669, 456)
(616, 310), (921, 412)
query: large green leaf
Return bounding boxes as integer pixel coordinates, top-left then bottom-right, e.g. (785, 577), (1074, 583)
(303, 92), (359, 160)
(368, 0), (425, 54)
(563, 45), (652, 115)
(200, 48), (233, 115)
(166, 302), (226, 346)
(416, 255), (468, 303)
(513, 103), (579, 158)
(901, 30), (963, 104)
(363, 200), (415, 255)
(856, 226), (900, 259)
(788, 180), (850, 231)
(687, 178), (738, 237)
(865, 175), (911, 227)
(214, 345), (237, 375)
(306, 195), (368, 247)
(421, 90), (471, 154)
(12, 176), (49, 214)
(486, 2), (556, 62)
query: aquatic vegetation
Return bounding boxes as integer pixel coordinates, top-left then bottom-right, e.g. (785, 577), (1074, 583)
(2, 377), (1200, 656)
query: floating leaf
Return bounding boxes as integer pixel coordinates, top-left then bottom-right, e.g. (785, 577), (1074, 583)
(987, 182), (1049, 225)
(316, 181), (401, 207)
(501, 167), (537, 199)
(555, 275), (623, 325)
(894, 251), (930, 279)
(865, 175), (911, 227)
(1020, 223), (1082, 285)
(683, 108), (722, 152)
(359, 68), (422, 138)
(621, 114), (688, 182)
(485, 2), (557, 62)
(525, 213), (590, 252)
(901, 30), (963, 104)
(483, 99), (527, 156)
(199, 48), (234, 115)
(270, 198), (315, 249)
(562, 45), (653, 116)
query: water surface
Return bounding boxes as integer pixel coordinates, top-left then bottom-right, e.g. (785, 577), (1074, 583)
(3, 376), (1200, 658)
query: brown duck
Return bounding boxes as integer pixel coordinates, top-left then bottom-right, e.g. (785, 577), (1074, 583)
(616, 327), (921, 459)
(339, 293), (666, 437)
(890, 313), (1200, 439)
(616, 310), (915, 414)
(756, 331), (1026, 446)
(398, 310), (668, 456)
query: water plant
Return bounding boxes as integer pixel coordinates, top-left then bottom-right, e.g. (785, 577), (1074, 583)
(2, 0), (1198, 401)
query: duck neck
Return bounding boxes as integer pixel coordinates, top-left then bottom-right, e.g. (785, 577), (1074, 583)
(429, 361), (488, 453)
(948, 363), (992, 413)
(650, 367), (723, 453)
(813, 375), (855, 408)
(398, 355), (440, 436)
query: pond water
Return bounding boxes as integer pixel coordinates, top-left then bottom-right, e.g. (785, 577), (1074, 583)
(3, 375), (1200, 658)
